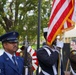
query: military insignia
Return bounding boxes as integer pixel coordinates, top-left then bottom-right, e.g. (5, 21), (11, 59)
(17, 57), (19, 59)
(6, 58), (9, 60)
(13, 32), (16, 35)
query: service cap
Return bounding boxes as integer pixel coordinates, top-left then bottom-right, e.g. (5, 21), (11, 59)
(0, 31), (19, 43)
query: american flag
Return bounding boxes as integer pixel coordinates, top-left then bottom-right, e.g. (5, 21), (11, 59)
(47, 0), (75, 45)
(62, 0), (76, 31)
(27, 46), (38, 71)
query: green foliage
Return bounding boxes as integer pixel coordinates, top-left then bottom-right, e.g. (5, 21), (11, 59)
(0, 0), (52, 45)
(0, 42), (2, 49)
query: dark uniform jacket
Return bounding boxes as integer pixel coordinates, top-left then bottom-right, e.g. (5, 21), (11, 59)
(0, 52), (24, 75)
(36, 45), (64, 75)
(70, 50), (76, 75)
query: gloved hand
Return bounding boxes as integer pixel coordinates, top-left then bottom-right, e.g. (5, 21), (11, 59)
(56, 40), (64, 49)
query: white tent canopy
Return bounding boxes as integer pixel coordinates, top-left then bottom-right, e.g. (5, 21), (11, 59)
(64, 28), (76, 38)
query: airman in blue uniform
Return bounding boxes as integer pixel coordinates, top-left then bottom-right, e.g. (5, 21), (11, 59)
(0, 31), (24, 75)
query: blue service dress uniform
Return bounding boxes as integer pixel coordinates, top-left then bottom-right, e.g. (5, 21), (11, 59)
(36, 45), (64, 75)
(0, 52), (24, 75)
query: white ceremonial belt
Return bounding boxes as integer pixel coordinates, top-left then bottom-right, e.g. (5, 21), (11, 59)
(70, 66), (76, 75)
(42, 70), (50, 75)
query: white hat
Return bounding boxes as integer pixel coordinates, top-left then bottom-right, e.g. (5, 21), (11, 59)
(43, 27), (48, 32)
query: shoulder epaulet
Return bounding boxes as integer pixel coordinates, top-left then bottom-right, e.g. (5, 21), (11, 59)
(42, 45), (53, 55)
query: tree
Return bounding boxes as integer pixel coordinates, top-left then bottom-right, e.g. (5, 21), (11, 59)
(0, 0), (52, 45)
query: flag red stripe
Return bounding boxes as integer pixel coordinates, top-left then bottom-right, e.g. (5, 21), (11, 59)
(48, 0), (66, 27)
(48, 0), (72, 33)
(47, 0), (74, 44)
(61, 1), (74, 30)
(48, 1), (73, 41)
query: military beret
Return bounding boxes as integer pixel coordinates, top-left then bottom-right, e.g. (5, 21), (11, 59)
(0, 31), (19, 43)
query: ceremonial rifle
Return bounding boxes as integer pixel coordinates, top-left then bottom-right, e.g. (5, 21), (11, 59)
(23, 36), (33, 75)
(23, 36), (29, 75)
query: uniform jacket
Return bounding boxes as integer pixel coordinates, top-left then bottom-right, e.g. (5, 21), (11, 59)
(0, 52), (24, 75)
(36, 45), (64, 75)
(70, 50), (76, 75)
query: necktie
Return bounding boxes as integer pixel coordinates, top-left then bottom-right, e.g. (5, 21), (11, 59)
(12, 56), (19, 71)
(12, 56), (17, 65)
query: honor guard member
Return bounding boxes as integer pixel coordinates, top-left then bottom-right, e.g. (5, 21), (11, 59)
(70, 50), (76, 75)
(0, 31), (24, 75)
(36, 37), (64, 75)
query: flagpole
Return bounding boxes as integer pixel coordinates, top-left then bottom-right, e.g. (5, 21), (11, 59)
(58, 34), (63, 75)
(37, 0), (41, 49)
(36, 0), (42, 75)
(58, 51), (61, 75)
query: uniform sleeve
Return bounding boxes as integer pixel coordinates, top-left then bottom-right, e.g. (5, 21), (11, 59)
(36, 48), (59, 67)
(0, 60), (5, 75)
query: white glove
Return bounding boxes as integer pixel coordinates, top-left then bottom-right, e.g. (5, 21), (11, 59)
(56, 40), (64, 48)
